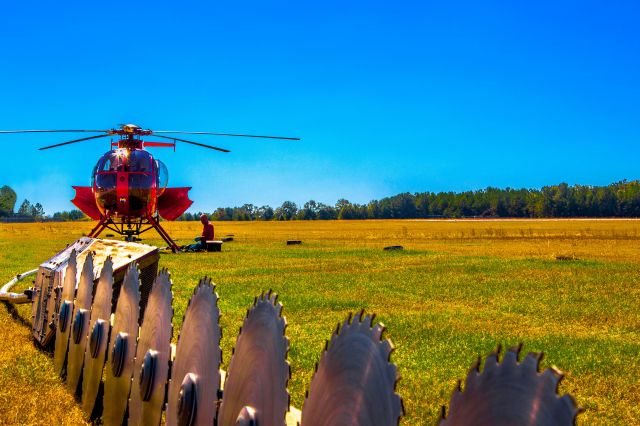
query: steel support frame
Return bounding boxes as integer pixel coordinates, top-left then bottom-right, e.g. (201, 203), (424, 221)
(88, 214), (180, 253)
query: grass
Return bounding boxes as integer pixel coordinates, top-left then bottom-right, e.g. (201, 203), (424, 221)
(1, 219), (639, 425)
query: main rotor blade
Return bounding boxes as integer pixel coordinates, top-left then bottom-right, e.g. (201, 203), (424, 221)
(38, 134), (111, 150)
(154, 131), (300, 141)
(0, 129), (107, 134)
(154, 134), (230, 153)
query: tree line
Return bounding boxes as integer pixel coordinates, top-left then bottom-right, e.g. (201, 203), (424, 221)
(0, 185), (84, 221)
(178, 180), (640, 221)
(3, 181), (640, 222)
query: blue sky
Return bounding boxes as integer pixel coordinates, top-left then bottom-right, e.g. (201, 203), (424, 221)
(1, 1), (638, 213)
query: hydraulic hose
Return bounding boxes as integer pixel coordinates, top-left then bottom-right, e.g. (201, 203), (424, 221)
(0, 269), (38, 304)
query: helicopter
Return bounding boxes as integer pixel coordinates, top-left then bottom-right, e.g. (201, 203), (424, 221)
(0, 124), (299, 252)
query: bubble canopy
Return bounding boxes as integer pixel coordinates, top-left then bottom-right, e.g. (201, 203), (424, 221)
(90, 149), (163, 217)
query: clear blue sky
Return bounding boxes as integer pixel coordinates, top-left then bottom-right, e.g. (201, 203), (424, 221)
(1, 1), (638, 213)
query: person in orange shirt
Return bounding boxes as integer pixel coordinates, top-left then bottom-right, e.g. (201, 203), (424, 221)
(183, 214), (214, 251)
(199, 214), (214, 242)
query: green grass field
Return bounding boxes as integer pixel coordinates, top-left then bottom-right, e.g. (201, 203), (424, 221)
(1, 220), (639, 425)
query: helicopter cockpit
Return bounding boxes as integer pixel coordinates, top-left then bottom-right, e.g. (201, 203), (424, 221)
(91, 149), (160, 216)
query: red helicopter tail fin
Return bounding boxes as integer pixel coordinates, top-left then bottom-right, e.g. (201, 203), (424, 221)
(71, 186), (101, 220)
(158, 187), (193, 220)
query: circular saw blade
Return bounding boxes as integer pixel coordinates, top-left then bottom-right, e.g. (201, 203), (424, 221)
(54, 250), (77, 375)
(66, 252), (95, 394)
(128, 268), (173, 426)
(301, 311), (403, 426)
(103, 264), (141, 426)
(166, 278), (221, 426)
(218, 291), (290, 426)
(81, 257), (114, 417)
(439, 345), (582, 426)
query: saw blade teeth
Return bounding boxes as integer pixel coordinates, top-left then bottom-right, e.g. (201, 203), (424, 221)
(483, 344), (501, 373)
(372, 323), (385, 341)
(218, 292), (290, 426)
(512, 343), (523, 359)
(343, 315), (352, 330)
(157, 267), (171, 283)
(463, 364), (480, 393)
(380, 338), (394, 361)
(361, 313), (373, 329)
(522, 351), (543, 373)
(543, 366), (564, 392)
(302, 311), (403, 426)
(502, 346), (520, 367)
(395, 392), (405, 418)
(440, 344), (582, 425)
(469, 356), (481, 374)
(561, 393), (583, 418)
(103, 256), (113, 274)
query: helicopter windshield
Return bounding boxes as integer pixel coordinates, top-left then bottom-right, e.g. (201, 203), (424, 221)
(129, 150), (152, 172)
(156, 159), (168, 195)
(94, 149), (153, 173)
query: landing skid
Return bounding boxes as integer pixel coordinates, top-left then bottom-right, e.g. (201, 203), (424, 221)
(88, 214), (180, 253)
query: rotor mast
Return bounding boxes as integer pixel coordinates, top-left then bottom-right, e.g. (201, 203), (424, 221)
(111, 124), (150, 150)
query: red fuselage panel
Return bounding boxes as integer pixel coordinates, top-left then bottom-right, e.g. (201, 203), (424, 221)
(158, 187), (193, 220)
(71, 186), (102, 220)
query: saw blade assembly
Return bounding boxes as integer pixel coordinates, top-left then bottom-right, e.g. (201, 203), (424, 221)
(166, 277), (222, 426)
(81, 256), (114, 416)
(218, 290), (290, 426)
(439, 344), (582, 426)
(103, 263), (141, 426)
(53, 250), (77, 376)
(24, 238), (585, 425)
(128, 268), (173, 426)
(301, 311), (403, 426)
(65, 252), (95, 394)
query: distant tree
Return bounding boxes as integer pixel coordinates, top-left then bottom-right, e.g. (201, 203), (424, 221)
(17, 199), (32, 217)
(338, 204), (357, 219)
(335, 199), (351, 210)
(367, 201), (380, 219)
(316, 202), (337, 220)
(31, 203), (45, 220)
(51, 209), (85, 221)
(274, 201), (297, 220)
(0, 185), (17, 216)
(253, 205), (272, 221)
(297, 200), (319, 220)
